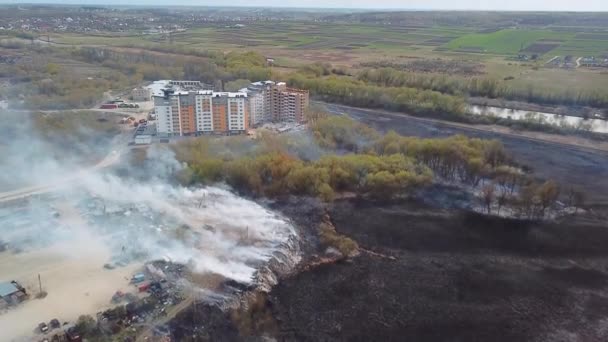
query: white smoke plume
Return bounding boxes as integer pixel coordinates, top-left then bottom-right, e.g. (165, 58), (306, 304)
(0, 109), (300, 340)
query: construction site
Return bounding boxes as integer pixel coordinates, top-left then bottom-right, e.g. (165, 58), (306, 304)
(0, 162), (300, 341)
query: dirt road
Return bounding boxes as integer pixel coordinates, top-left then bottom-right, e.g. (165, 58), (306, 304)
(136, 296), (194, 342)
(0, 150), (121, 204)
(319, 102), (608, 203)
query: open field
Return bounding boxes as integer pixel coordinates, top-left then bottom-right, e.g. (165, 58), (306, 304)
(47, 23), (608, 60)
(38, 21), (608, 99)
(445, 29), (572, 55)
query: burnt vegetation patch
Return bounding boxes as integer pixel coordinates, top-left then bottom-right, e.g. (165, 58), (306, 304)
(359, 58), (485, 75)
(329, 200), (608, 257)
(265, 200), (608, 342)
(521, 42), (560, 54)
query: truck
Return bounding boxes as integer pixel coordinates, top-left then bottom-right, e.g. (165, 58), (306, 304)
(131, 273), (145, 284)
(100, 104), (118, 110)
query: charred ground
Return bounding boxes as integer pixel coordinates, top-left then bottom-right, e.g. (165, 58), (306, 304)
(269, 200), (608, 342)
(167, 196), (608, 342)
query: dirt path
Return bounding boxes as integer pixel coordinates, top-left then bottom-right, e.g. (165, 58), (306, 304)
(136, 295), (194, 342)
(0, 150), (122, 204)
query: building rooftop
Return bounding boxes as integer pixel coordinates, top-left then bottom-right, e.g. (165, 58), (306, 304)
(158, 90), (248, 98)
(147, 80), (172, 97)
(148, 80), (212, 97)
(0, 282), (19, 297)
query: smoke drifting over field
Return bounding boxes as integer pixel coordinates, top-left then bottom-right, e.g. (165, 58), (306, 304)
(0, 111), (300, 340)
(0, 110), (119, 191)
(0, 111), (71, 191)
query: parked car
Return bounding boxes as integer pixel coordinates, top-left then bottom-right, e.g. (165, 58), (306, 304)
(49, 319), (60, 330)
(38, 322), (49, 333)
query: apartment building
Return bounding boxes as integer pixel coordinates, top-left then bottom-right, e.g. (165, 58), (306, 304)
(154, 79), (309, 136)
(154, 88), (249, 136)
(250, 81), (309, 124)
(247, 91), (266, 127)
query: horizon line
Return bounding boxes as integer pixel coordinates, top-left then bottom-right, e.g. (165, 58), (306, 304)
(0, 2), (607, 13)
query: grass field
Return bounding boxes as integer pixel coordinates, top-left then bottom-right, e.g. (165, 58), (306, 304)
(445, 29), (574, 55)
(48, 23), (608, 62)
(38, 21), (608, 98)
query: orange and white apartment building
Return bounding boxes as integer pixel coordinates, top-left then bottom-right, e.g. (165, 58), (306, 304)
(153, 80), (309, 136)
(154, 88), (249, 136)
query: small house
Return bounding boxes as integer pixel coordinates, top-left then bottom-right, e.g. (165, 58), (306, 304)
(0, 281), (27, 305)
(132, 87), (152, 102)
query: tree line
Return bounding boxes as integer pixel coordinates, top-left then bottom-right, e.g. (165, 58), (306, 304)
(0, 47), (132, 110)
(169, 116), (575, 219)
(358, 67), (608, 108)
(287, 74), (468, 120)
(174, 144), (433, 202)
(73, 47), (272, 86)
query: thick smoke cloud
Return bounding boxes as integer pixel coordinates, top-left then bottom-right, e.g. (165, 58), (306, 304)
(0, 109), (300, 290)
(0, 111), (76, 191)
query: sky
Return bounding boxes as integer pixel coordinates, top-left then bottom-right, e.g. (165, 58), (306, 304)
(1, 0), (608, 11)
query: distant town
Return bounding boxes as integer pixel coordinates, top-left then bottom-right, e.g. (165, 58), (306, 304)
(0, 5), (335, 34)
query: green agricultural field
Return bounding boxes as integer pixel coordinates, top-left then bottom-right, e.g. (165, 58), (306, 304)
(445, 29), (574, 55)
(553, 38), (608, 56)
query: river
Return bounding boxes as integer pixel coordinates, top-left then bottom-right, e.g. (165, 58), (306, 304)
(468, 105), (608, 134)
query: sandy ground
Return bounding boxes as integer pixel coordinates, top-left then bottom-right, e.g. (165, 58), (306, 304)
(0, 201), (141, 342)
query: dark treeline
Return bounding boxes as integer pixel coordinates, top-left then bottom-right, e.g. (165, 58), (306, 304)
(358, 67), (608, 108)
(0, 47), (131, 110)
(315, 116), (513, 187)
(314, 116), (577, 218)
(73, 48), (272, 86)
(287, 74), (467, 120)
(172, 136), (433, 202)
(171, 116), (573, 218)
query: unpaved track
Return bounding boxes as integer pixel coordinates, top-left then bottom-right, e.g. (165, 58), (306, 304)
(135, 296), (194, 342)
(0, 150), (121, 204)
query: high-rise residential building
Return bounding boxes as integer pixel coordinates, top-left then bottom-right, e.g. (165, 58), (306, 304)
(247, 91), (265, 127)
(153, 80), (309, 136)
(154, 88), (248, 136)
(249, 81), (309, 124)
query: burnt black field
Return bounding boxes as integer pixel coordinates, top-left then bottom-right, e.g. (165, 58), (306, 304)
(268, 200), (608, 342)
(168, 103), (608, 342)
(169, 197), (608, 342)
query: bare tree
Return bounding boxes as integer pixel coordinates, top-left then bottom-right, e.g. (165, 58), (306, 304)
(496, 187), (509, 216)
(481, 183), (496, 214)
(566, 187), (586, 214)
(517, 183), (537, 219)
(537, 180), (560, 218)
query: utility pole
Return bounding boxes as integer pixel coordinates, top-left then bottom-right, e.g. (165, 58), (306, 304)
(38, 274), (42, 294)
